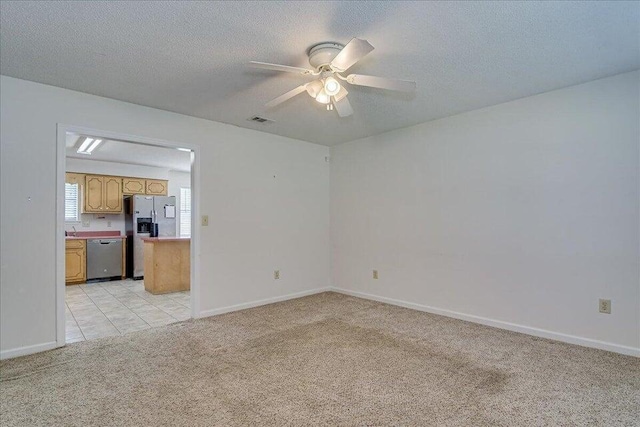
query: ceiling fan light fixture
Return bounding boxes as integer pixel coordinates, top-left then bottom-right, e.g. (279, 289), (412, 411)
(305, 80), (323, 98)
(315, 89), (330, 104)
(251, 37), (416, 117)
(323, 77), (340, 96)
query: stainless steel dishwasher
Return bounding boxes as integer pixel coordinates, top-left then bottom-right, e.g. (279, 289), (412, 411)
(86, 239), (123, 281)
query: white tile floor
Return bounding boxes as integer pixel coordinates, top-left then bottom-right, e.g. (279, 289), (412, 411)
(66, 279), (190, 343)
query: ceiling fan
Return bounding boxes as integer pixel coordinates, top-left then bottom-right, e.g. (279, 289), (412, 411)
(248, 38), (416, 117)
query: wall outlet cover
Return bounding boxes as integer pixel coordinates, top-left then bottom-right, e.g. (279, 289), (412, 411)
(599, 299), (611, 314)
(274, 270), (280, 280)
(201, 215), (209, 226)
(373, 270), (379, 279)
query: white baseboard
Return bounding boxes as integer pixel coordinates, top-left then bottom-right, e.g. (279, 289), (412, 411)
(196, 287), (332, 318)
(331, 287), (640, 358)
(0, 341), (60, 360)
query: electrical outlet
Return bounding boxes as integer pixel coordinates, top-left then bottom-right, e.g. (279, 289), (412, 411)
(599, 299), (611, 314)
(107, 221), (112, 228)
(373, 270), (379, 279)
(274, 270), (280, 280)
(201, 215), (209, 226)
(82, 219), (90, 227)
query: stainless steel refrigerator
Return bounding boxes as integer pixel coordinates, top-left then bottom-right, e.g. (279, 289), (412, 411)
(125, 195), (176, 279)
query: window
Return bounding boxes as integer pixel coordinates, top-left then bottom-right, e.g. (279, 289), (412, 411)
(179, 187), (191, 237)
(65, 182), (80, 222)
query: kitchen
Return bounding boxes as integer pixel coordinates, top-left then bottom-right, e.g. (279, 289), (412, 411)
(64, 134), (193, 343)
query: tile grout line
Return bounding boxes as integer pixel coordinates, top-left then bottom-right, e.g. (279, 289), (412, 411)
(107, 280), (184, 328)
(126, 284), (189, 321)
(97, 282), (157, 333)
(68, 280), (190, 339)
(65, 301), (87, 341)
(107, 282), (159, 330)
(78, 283), (124, 336)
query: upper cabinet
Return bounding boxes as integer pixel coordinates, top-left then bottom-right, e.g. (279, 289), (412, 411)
(65, 172), (85, 185)
(69, 172), (168, 213)
(83, 175), (123, 213)
(123, 177), (168, 196)
(122, 177), (146, 195)
(145, 179), (168, 196)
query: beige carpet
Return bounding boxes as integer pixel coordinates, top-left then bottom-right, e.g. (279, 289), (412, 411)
(1, 292), (638, 426)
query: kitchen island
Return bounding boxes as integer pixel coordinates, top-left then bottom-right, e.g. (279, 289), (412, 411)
(141, 237), (190, 294)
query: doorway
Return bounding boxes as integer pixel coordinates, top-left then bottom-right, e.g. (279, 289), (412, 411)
(56, 125), (200, 345)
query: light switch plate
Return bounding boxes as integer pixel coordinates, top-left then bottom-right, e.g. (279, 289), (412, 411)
(201, 215), (209, 226)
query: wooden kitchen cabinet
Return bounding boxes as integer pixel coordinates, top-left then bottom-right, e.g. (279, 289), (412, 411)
(83, 175), (123, 213)
(65, 240), (86, 285)
(122, 177), (146, 195)
(145, 179), (168, 196)
(65, 172), (85, 185)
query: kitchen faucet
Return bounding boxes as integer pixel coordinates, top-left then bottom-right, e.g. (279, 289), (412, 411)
(72, 225), (77, 237)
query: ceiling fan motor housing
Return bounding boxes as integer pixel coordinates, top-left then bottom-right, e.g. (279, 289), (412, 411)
(308, 42), (344, 70)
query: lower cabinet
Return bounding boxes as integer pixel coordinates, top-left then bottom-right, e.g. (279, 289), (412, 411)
(65, 240), (86, 285)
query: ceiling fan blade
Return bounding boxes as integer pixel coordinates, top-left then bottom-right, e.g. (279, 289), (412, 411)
(332, 95), (354, 118)
(330, 38), (374, 72)
(345, 74), (416, 92)
(248, 61), (314, 75)
(265, 84), (308, 108)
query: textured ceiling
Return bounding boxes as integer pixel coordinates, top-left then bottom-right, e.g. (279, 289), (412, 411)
(65, 134), (192, 172)
(1, 1), (639, 146)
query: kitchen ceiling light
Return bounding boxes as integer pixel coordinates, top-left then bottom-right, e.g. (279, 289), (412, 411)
(86, 139), (102, 153)
(323, 77), (340, 96)
(76, 138), (94, 153)
(77, 137), (102, 154)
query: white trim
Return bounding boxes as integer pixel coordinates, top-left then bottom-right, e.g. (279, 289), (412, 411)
(0, 341), (59, 360)
(189, 150), (201, 318)
(197, 287), (332, 318)
(56, 125), (66, 349)
(56, 124), (202, 345)
(330, 287), (640, 358)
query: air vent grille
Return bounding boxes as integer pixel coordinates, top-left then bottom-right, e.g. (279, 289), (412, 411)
(248, 116), (274, 124)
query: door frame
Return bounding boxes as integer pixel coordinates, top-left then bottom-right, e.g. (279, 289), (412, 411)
(56, 124), (201, 347)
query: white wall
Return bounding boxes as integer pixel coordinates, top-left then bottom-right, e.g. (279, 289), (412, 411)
(331, 71), (639, 354)
(0, 76), (330, 357)
(65, 158), (174, 234)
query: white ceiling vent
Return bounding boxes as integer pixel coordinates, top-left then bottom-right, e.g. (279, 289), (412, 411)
(248, 116), (274, 124)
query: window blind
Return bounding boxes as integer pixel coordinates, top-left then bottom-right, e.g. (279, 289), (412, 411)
(179, 187), (191, 237)
(65, 183), (80, 222)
